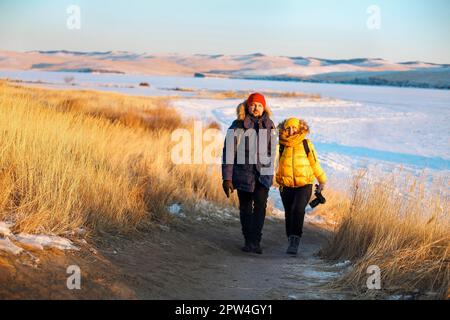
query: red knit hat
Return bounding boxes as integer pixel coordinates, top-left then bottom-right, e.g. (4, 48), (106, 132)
(247, 93), (266, 109)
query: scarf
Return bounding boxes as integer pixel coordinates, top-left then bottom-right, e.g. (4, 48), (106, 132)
(279, 131), (307, 147)
(243, 113), (270, 130)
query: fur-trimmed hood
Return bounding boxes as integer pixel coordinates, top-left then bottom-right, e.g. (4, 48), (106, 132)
(277, 118), (310, 146)
(236, 101), (273, 121)
(277, 118), (310, 135)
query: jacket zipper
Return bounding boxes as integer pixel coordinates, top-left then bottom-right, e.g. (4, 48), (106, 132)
(292, 145), (295, 184)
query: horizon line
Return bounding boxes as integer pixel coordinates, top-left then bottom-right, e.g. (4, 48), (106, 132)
(2, 48), (449, 66)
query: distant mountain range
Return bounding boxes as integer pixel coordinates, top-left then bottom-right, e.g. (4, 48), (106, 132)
(0, 50), (449, 89)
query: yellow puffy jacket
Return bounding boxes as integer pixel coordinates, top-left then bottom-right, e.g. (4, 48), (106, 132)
(276, 132), (327, 187)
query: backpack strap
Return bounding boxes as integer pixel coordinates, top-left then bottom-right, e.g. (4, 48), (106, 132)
(302, 139), (310, 156)
(279, 144), (285, 157)
(280, 139), (309, 156)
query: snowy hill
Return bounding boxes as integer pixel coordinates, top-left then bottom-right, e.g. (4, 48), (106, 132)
(0, 50), (448, 89)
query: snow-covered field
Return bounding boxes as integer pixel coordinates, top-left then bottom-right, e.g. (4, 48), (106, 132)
(1, 70), (449, 198)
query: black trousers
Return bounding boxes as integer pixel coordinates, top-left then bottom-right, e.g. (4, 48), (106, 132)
(237, 181), (269, 244)
(280, 184), (313, 238)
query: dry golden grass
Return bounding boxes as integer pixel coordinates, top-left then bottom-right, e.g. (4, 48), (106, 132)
(321, 169), (450, 299)
(0, 81), (230, 234)
(6, 83), (184, 131)
(306, 187), (351, 230)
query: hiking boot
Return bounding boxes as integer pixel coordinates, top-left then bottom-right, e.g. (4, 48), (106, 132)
(252, 242), (263, 254)
(286, 235), (301, 255)
(241, 240), (252, 252)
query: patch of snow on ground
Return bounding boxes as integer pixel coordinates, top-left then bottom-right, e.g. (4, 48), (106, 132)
(268, 207), (284, 220)
(167, 200), (238, 221)
(0, 237), (24, 255)
(0, 221), (79, 253)
(168, 203), (186, 217)
(332, 260), (352, 268)
(13, 234), (79, 251)
(0, 221), (13, 237)
(304, 214), (326, 224)
(301, 269), (340, 280)
(194, 199), (239, 220)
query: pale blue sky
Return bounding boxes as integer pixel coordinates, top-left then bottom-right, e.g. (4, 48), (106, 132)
(0, 0), (449, 63)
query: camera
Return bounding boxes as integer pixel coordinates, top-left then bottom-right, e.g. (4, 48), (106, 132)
(309, 184), (326, 208)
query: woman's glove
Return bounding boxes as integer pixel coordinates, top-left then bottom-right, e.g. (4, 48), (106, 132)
(222, 180), (234, 198)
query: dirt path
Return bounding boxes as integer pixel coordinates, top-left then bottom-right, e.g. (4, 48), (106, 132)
(97, 211), (352, 300)
(0, 209), (353, 299)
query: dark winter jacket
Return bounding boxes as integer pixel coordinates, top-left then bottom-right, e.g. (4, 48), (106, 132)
(222, 102), (276, 192)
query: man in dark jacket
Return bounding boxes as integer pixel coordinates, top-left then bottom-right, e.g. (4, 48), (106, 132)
(222, 93), (276, 254)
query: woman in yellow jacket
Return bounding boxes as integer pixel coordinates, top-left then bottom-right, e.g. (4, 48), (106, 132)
(276, 117), (327, 255)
